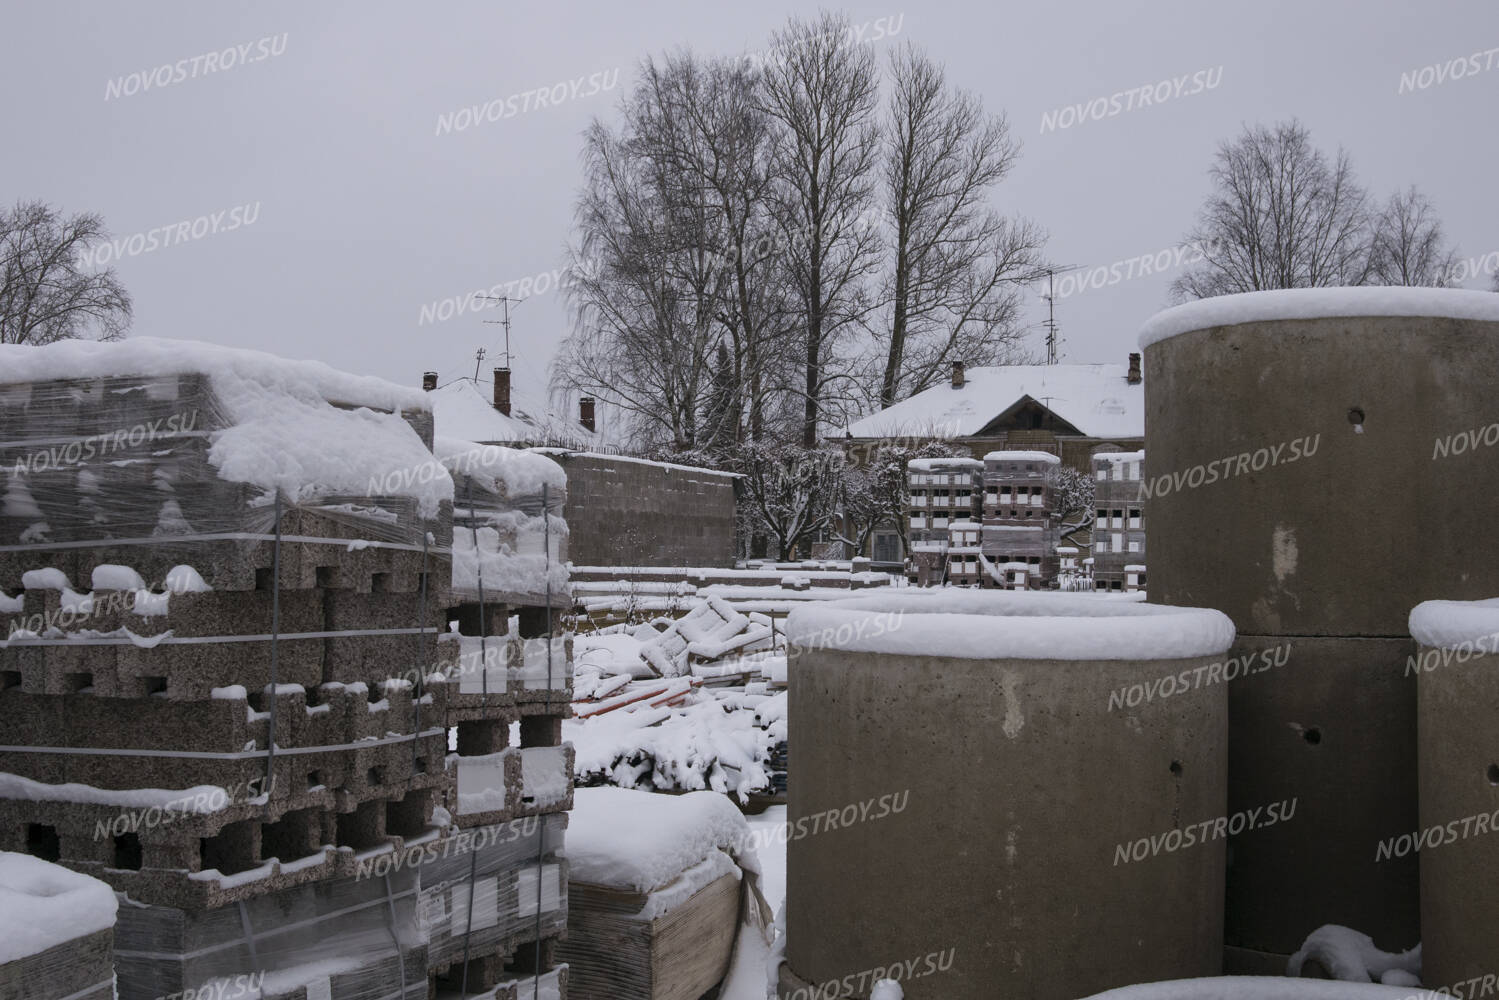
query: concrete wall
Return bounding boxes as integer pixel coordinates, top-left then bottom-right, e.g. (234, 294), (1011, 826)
(543, 454), (738, 568)
(1416, 641), (1499, 987)
(1145, 311), (1499, 966)
(785, 645), (1227, 998)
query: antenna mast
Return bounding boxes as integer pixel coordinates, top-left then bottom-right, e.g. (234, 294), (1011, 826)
(479, 294), (525, 369)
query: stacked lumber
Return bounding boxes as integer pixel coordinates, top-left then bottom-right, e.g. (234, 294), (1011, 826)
(557, 788), (771, 1000)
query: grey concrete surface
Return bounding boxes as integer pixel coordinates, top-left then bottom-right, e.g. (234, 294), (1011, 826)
(1416, 643), (1499, 988)
(785, 643), (1228, 999)
(1144, 315), (1499, 638)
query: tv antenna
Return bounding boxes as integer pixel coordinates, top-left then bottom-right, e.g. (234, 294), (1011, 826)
(478, 294), (525, 369)
(1023, 264), (1087, 365)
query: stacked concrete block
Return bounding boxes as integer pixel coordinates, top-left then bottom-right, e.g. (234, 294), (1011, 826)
(0, 353), (571, 1000)
(1141, 289), (1499, 971)
(0, 852), (118, 1000)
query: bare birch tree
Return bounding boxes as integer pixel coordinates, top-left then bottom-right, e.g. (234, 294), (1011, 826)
(1172, 120), (1374, 300)
(759, 11), (884, 446)
(877, 44), (1045, 407)
(1, 200), (131, 345)
(1368, 185), (1459, 287)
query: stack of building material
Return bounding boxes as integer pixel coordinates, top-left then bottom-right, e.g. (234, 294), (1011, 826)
(558, 787), (770, 1000)
(0, 852), (118, 1000)
(905, 457), (983, 587)
(0, 339), (571, 1000)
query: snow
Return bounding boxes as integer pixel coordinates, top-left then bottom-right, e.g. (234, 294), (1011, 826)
(0, 852), (118, 964)
(786, 590), (1234, 661)
(1138, 287), (1499, 349)
(164, 565), (212, 592)
(0, 336), (451, 518)
(906, 457), (983, 472)
(871, 983), (905, 1000)
(434, 436), (566, 500)
(565, 786), (752, 893)
(20, 568), (69, 590)
(1288, 925), (1421, 982)
(91, 564), (146, 591)
(0, 773), (233, 812)
(983, 451), (1061, 463)
(1409, 597), (1499, 650)
(531, 448), (740, 479)
(0, 336), (428, 411)
(635, 848), (741, 921)
(575, 633), (653, 679)
(1096, 450), (1146, 463)
(847, 363), (1143, 440)
(0, 592), (21, 614)
(1081, 979), (1444, 1000)
(428, 377), (597, 448)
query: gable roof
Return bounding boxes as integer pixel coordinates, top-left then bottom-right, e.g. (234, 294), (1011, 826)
(429, 378), (598, 448)
(843, 363), (1142, 440)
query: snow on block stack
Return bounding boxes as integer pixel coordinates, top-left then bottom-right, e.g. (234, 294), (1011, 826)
(558, 787), (769, 1000)
(1409, 598), (1499, 988)
(0, 852), (118, 1000)
(0, 339), (570, 1000)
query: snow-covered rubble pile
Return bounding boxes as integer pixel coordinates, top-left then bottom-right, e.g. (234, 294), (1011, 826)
(0, 851), (118, 963)
(438, 437), (569, 601)
(0, 336), (451, 517)
(567, 683), (784, 802)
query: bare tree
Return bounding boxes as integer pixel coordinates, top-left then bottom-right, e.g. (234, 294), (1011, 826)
(1368, 185), (1459, 287)
(0, 200), (131, 345)
(1173, 120), (1374, 300)
(556, 70), (730, 451)
(759, 12), (884, 446)
(877, 44), (1045, 407)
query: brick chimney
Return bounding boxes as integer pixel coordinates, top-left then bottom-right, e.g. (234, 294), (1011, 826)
(1127, 353), (1141, 385)
(422, 371), (438, 391)
(951, 360), (966, 389)
(579, 396), (596, 433)
(492, 368), (512, 416)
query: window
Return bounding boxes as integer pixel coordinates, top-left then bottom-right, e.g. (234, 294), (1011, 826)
(1097, 508), (1107, 523)
(1128, 541), (1141, 553)
(1129, 508), (1141, 528)
(1096, 541), (1106, 552)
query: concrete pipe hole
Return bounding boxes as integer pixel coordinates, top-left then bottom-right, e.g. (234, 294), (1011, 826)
(1303, 727), (1322, 746)
(1347, 407), (1365, 425)
(1169, 760), (1183, 777)
(1488, 764), (1499, 785)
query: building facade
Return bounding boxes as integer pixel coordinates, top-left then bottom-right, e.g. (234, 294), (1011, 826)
(980, 451), (1062, 589)
(1091, 449), (1146, 591)
(906, 457), (983, 586)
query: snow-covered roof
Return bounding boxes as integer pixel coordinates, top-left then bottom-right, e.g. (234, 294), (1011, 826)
(1139, 287), (1499, 349)
(984, 451), (1061, 463)
(845, 364), (1142, 440)
(532, 449), (740, 479)
(908, 457), (983, 472)
(429, 378), (597, 448)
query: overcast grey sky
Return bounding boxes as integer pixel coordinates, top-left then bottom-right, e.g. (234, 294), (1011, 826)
(5, 0), (1496, 419)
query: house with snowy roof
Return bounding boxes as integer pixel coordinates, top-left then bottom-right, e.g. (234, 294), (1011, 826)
(834, 355), (1145, 565)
